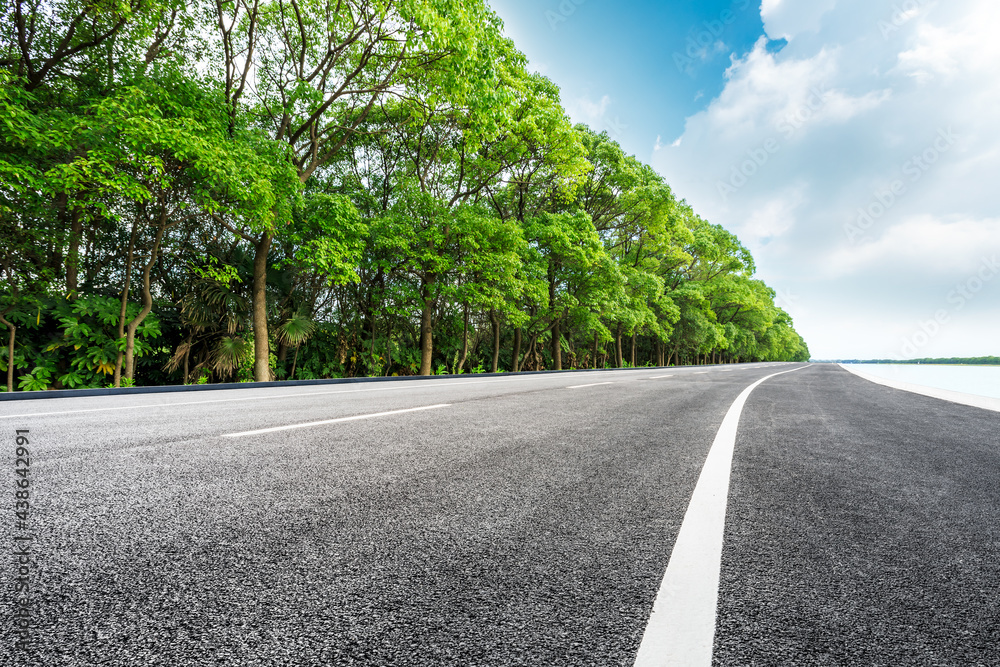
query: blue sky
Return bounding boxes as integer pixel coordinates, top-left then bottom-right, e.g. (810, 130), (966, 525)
(491, 0), (768, 152)
(490, 0), (1000, 360)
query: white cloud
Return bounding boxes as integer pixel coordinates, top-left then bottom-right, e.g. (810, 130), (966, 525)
(760, 0), (783, 19)
(741, 186), (807, 244)
(651, 0), (1000, 359)
(760, 0), (837, 40)
(688, 39), (890, 144)
(530, 62), (551, 76)
(570, 94), (611, 126)
(825, 215), (1000, 277)
(895, 2), (1000, 83)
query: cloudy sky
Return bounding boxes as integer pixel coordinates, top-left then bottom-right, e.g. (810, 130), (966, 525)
(490, 0), (1000, 360)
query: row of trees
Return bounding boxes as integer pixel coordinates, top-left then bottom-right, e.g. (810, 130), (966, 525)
(0, 0), (809, 392)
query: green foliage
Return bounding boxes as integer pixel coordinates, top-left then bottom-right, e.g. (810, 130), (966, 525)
(1, 0), (810, 391)
(3, 296), (161, 391)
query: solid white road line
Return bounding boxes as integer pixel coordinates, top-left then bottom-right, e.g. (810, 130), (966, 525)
(221, 404), (451, 438)
(633, 365), (810, 667)
(567, 382), (615, 389)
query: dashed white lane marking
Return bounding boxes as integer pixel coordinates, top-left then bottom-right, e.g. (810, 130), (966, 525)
(222, 404), (451, 437)
(649, 375), (675, 379)
(634, 365), (810, 667)
(567, 382), (615, 389)
(1, 372), (655, 420)
(693, 371), (710, 375)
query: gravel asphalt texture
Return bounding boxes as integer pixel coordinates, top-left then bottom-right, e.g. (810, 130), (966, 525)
(3, 363), (996, 666)
(715, 364), (1000, 667)
(1, 364), (786, 666)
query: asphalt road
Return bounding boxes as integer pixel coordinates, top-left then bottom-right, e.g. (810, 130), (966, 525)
(1, 363), (997, 666)
(716, 364), (1000, 667)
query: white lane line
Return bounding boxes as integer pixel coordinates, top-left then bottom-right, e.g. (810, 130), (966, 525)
(693, 371), (710, 375)
(634, 365), (810, 667)
(222, 404), (451, 438)
(567, 382), (615, 389)
(649, 375), (675, 380)
(1, 372), (655, 420)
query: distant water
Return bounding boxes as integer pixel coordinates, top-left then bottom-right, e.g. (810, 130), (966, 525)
(847, 364), (1000, 400)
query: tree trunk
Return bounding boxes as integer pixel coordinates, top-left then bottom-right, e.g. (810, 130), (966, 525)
(511, 327), (522, 373)
(551, 318), (562, 371)
(291, 345), (299, 379)
(114, 219), (140, 387)
(526, 335), (537, 371)
(124, 222), (167, 382)
(457, 304), (470, 374)
(615, 326), (623, 368)
(183, 332), (192, 384)
(252, 233), (273, 382)
(1, 310), (15, 393)
(548, 261), (561, 371)
(385, 321), (393, 376)
(370, 318), (376, 371)
(490, 310), (500, 373)
(418, 274), (436, 376)
(630, 332), (636, 367)
(66, 206), (83, 297)
(592, 332), (599, 370)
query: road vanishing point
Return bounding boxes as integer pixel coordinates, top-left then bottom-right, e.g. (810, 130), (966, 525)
(2, 363), (998, 666)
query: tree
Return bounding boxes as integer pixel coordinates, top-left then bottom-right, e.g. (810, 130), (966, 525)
(2, 0), (812, 390)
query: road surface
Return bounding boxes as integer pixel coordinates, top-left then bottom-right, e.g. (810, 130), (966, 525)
(1, 363), (997, 666)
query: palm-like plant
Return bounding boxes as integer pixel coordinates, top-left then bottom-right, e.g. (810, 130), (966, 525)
(211, 335), (252, 381)
(275, 312), (316, 380)
(166, 277), (251, 383)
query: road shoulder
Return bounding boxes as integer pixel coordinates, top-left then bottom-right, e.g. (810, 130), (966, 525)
(840, 363), (1000, 413)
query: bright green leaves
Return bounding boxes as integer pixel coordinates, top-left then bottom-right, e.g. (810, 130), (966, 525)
(11, 296), (162, 390)
(284, 193), (367, 286)
(2, 0), (810, 388)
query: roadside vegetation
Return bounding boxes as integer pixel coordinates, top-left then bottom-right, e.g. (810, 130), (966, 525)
(1, 0), (810, 392)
